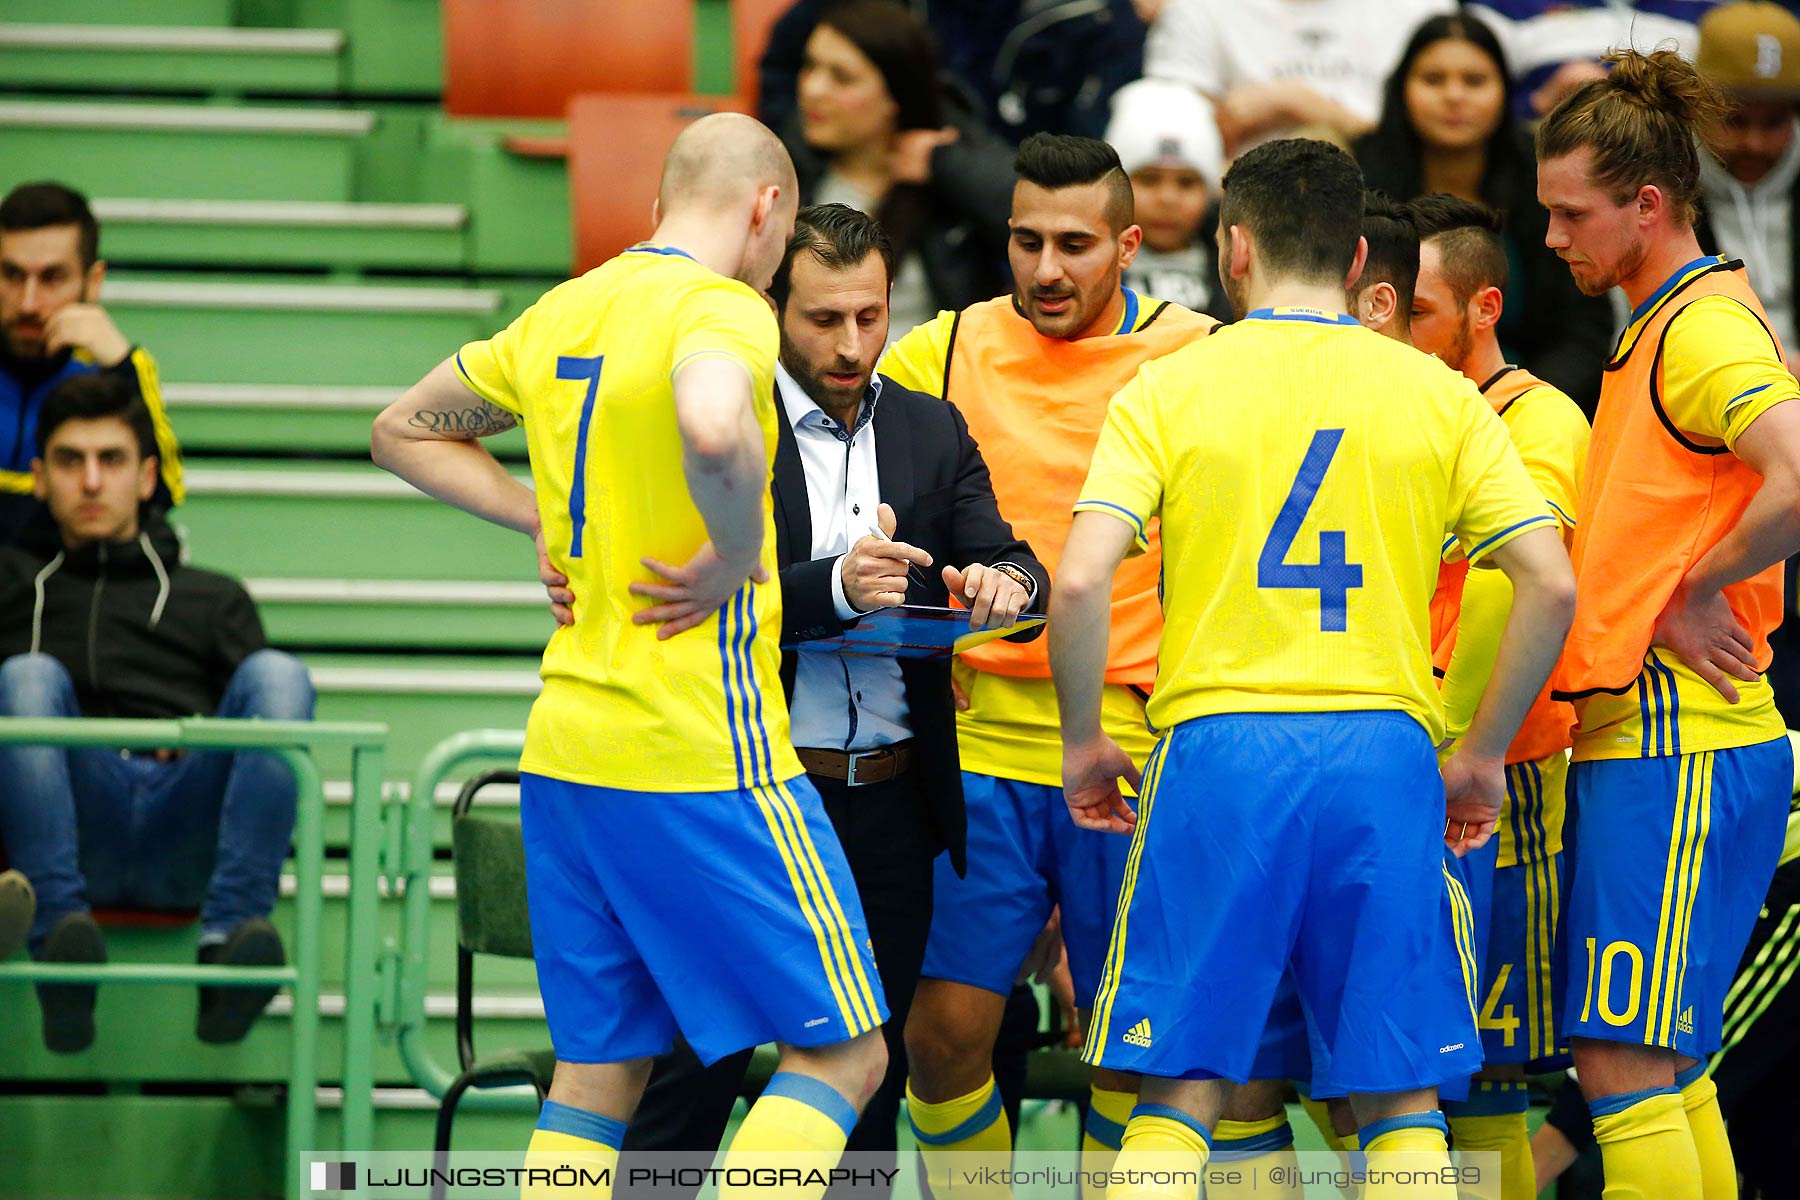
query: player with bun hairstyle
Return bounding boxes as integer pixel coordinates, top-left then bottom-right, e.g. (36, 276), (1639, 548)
(1537, 48), (1800, 1200)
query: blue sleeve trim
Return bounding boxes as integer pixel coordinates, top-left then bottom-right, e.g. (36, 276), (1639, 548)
(909, 1083), (1003, 1145)
(1358, 1110), (1448, 1146)
(1546, 500), (1575, 528)
(536, 1099), (626, 1149)
(1588, 1085), (1680, 1120)
(1074, 499), (1148, 541)
(1129, 1103), (1212, 1148)
(763, 1071), (859, 1137)
(1726, 381), (1774, 408)
(1466, 514), (1556, 562)
(1084, 1106), (1127, 1150)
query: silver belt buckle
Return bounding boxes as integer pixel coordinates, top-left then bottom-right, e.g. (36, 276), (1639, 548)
(844, 749), (877, 787)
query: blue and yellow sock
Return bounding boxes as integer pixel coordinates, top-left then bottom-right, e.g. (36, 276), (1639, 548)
(1589, 1086), (1699, 1200)
(720, 1071), (859, 1199)
(1676, 1061), (1735, 1200)
(1360, 1111), (1456, 1200)
(1447, 1080), (1533, 1200)
(1210, 1113), (1301, 1199)
(906, 1075), (1010, 1199)
(522, 1100), (624, 1199)
(1082, 1085), (1136, 1200)
(1108, 1103), (1210, 1200)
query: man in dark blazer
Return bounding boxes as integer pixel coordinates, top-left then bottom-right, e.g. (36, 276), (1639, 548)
(618, 205), (1049, 1175)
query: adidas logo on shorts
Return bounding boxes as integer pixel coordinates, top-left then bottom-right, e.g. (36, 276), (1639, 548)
(1677, 1006), (1694, 1035)
(1123, 1019), (1153, 1047)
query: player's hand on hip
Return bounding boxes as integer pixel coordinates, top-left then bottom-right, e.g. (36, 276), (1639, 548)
(533, 525), (574, 627)
(1062, 735), (1141, 834)
(944, 563), (1029, 630)
(843, 502), (932, 612)
(1652, 580), (1760, 703)
(630, 542), (769, 640)
(43, 303), (131, 367)
(1440, 748), (1503, 856)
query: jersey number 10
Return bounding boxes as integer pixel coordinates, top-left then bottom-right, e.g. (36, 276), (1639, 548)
(1258, 428), (1364, 632)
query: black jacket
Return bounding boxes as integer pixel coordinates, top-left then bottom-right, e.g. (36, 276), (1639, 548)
(774, 375), (1049, 876)
(0, 511), (265, 719)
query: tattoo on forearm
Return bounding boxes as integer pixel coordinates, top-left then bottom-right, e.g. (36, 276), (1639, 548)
(407, 401), (518, 438)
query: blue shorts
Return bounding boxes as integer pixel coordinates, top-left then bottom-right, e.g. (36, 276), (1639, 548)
(1561, 740), (1791, 1056)
(1083, 712), (1482, 1094)
(922, 772), (1130, 1002)
(519, 771), (887, 1065)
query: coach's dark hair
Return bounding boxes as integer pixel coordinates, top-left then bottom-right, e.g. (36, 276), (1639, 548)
(768, 203), (896, 312)
(35, 372), (157, 461)
(1407, 192), (1509, 306)
(1350, 190), (1419, 319)
(1013, 132), (1135, 232)
(0, 181), (100, 269)
(1219, 138), (1364, 283)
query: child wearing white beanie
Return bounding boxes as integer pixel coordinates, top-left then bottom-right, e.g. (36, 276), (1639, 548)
(1105, 79), (1230, 320)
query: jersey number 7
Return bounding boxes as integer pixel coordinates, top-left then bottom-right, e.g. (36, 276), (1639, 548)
(1258, 428), (1363, 631)
(556, 354), (605, 558)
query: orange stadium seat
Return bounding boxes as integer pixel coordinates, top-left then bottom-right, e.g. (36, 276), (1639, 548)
(568, 92), (748, 274)
(732, 0), (791, 112)
(443, 0), (694, 117)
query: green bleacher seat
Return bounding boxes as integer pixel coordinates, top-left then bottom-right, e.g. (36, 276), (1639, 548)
(95, 199), (469, 270)
(4, 0), (232, 26)
(249, 578), (550, 652)
(0, 25), (345, 94)
(0, 99), (375, 202)
(102, 276), (517, 384)
(176, 460), (535, 581)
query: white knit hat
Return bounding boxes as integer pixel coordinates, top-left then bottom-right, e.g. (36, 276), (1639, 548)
(1105, 78), (1225, 189)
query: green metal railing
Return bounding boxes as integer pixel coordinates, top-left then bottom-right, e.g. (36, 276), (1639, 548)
(0, 716), (386, 1200)
(393, 727), (536, 1111)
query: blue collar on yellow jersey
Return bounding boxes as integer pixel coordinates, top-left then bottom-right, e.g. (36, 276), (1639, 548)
(624, 242), (698, 262)
(1627, 254), (1725, 327)
(1244, 306), (1359, 325)
(1113, 287), (1141, 335)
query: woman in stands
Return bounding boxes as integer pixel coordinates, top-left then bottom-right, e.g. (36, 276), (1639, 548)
(1353, 12), (1613, 413)
(789, 0), (1014, 341)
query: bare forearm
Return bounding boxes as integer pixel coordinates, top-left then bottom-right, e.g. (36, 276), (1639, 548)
(375, 433), (538, 534)
(1463, 531), (1576, 759)
(682, 399), (768, 559)
(1688, 471), (1800, 595)
(1050, 578), (1112, 745)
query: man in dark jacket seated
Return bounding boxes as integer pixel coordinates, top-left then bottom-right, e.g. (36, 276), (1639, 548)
(0, 372), (314, 1053)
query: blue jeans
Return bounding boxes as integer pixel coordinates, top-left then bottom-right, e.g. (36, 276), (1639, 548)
(0, 651), (316, 948)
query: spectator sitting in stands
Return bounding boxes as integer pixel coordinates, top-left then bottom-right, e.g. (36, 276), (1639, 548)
(1144, 0), (1454, 154)
(0, 182), (182, 546)
(0, 373), (314, 1054)
(788, 0), (1015, 340)
(1354, 12), (1613, 414)
(1106, 78), (1232, 323)
(1466, 0), (1711, 117)
(1696, 2), (1800, 362)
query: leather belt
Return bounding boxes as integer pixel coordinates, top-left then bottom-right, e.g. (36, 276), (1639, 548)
(796, 742), (915, 787)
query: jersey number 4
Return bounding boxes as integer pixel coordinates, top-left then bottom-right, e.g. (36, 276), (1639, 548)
(1258, 428), (1363, 631)
(557, 354), (605, 558)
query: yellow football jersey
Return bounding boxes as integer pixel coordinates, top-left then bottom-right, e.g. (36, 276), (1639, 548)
(455, 244), (801, 791)
(1573, 294), (1793, 762)
(1076, 307), (1552, 741)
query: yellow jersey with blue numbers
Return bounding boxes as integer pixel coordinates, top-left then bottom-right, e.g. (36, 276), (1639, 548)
(881, 291), (1216, 786)
(1555, 258), (1796, 762)
(455, 244), (801, 791)
(1076, 307), (1553, 741)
